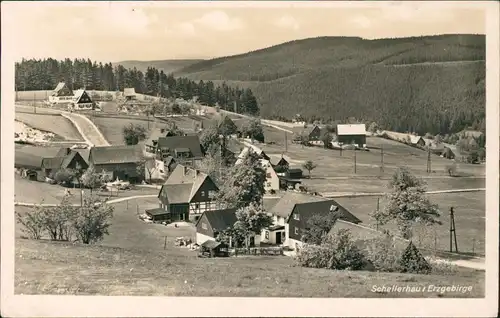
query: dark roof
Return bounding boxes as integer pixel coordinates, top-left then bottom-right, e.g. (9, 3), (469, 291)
(268, 225), (285, 231)
(270, 192), (361, 224)
(145, 128), (175, 147)
(164, 156), (175, 166)
(275, 157), (289, 166)
(175, 147), (191, 153)
(287, 168), (303, 174)
(158, 183), (193, 204)
(15, 152), (43, 169)
(292, 200), (362, 224)
(145, 208), (168, 216)
(157, 135), (204, 158)
(198, 208), (238, 232)
(201, 240), (223, 249)
(41, 157), (65, 169)
(270, 192), (327, 218)
(90, 145), (143, 165)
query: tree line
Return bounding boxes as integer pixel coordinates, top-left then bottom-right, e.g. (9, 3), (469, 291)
(14, 58), (260, 116)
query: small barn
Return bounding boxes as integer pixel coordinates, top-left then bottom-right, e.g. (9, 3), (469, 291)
(410, 135), (426, 148)
(88, 145), (144, 183)
(145, 208), (170, 222)
(337, 124), (367, 148)
(442, 147), (456, 160)
(199, 240), (229, 258)
(124, 88), (137, 101)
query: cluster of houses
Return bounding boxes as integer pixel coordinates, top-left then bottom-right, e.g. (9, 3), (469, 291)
(48, 82), (100, 111)
(292, 123), (367, 149)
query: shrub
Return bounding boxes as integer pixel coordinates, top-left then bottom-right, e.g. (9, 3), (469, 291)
(364, 234), (402, 272)
(296, 229), (366, 271)
(398, 241), (432, 274)
(445, 163), (458, 176)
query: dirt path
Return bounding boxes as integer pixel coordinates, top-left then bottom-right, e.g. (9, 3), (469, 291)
(321, 188), (485, 198)
(15, 194), (158, 207)
(16, 104), (110, 147)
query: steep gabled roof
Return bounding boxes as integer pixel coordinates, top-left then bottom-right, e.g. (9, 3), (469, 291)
(41, 157), (65, 170)
(157, 135), (204, 158)
(337, 124), (366, 136)
(52, 82), (72, 96)
(196, 208), (238, 232)
(158, 183), (193, 204)
(164, 164), (217, 202)
(290, 200), (362, 224)
(409, 135), (425, 145)
(269, 192), (361, 224)
(73, 89), (93, 104)
(145, 127), (173, 147)
(270, 192), (326, 218)
(90, 145), (143, 165)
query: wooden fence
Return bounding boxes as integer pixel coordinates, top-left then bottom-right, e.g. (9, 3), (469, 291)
(231, 247), (284, 256)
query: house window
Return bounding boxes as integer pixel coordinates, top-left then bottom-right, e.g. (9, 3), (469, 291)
(201, 223), (208, 230)
(294, 227), (299, 235)
(266, 173), (271, 178)
(201, 191), (205, 197)
(266, 182), (272, 187)
(208, 191), (216, 199)
(265, 231), (269, 239)
(293, 213), (300, 221)
(195, 203), (200, 209)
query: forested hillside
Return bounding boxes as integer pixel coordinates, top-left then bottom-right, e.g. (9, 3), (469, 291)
(176, 34), (486, 135)
(116, 59), (202, 74)
(14, 58), (259, 115)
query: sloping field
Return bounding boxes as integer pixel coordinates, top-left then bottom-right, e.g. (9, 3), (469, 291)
(15, 112), (83, 141)
(258, 135), (485, 179)
(335, 191), (485, 256)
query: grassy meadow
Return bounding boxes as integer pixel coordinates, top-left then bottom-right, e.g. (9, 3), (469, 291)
(14, 197), (484, 297)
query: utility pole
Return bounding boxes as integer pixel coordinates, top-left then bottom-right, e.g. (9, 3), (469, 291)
(449, 207), (458, 253)
(376, 197), (380, 231)
(380, 145), (384, 174)
(353, 148), (357, 174)
(284, 132), (288, 152)
(426, 148), (432, 173)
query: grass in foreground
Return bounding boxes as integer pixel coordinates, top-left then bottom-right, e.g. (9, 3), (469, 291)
(15, 238), (484, 297)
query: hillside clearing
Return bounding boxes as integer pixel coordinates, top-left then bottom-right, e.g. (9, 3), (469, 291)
(15, 239), (484, 297)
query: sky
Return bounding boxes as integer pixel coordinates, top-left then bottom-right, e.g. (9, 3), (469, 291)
(2, 1), (486, 63)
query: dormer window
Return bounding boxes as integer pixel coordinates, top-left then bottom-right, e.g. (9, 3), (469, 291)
(293, 213), (300, 221)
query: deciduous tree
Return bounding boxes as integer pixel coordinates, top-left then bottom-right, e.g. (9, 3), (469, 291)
(302, 160), (317, 178)
(72, 196), (114, 244)
(370, 167), (441, 240)
(122, 123), (147, 145)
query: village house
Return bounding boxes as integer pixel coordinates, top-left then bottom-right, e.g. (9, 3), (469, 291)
(336, 124), (367, 148)
(195, 208), (261, 248)
(69, 89), (94, 111)
(383, 131), (426, 148)
(144, 127), (180, 154)
(152, 135), (204, 166)
(48, 82), (74, 104)
(200, 115), (242, 138)
(156, 164), (219, 222)
(236, 147), (279, 192)
(263, 192), (362, 250)
(41, 148), (88, 178)
(15, 152), (44, 181)
(88, 145), (144, 183)
(292, 125), (322, 145)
